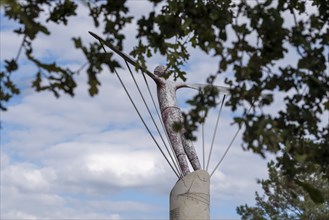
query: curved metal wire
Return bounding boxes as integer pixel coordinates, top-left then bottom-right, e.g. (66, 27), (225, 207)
(202, 117), (205, 170)
(124, 61), (182, 177)
(139, 70), (183, 177)
(206, 95), (226, 171)
(99, 43), (180, 178)
(114, 66), (180, 178)
(210, 104), (253, 177)
(209, 122), (241, 177)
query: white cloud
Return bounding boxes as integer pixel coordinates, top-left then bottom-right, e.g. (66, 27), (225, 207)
(1, 146), (169, 219)
(2, 163), (56, 193)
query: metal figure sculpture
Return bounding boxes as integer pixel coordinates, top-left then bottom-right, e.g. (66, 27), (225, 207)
(88, 31), (229, 177)
(88, 31), (253, 220)
(147, 65), (201, 176)
(89, 32), (253, 220)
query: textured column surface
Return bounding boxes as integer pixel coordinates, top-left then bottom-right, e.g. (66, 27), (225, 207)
(170, 170), (210, 220)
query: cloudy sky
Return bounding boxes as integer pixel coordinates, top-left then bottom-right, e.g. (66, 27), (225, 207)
(0, 1), (277, 219)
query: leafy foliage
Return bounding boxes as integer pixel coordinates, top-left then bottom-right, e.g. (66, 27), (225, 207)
(237, 159), (329, 219)
(1, 0), (328, 202)
(180, 76), (220, 140)
(0, 0), (129, 109)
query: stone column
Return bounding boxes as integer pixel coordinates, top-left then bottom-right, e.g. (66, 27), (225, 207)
(170, 170), (210, 220)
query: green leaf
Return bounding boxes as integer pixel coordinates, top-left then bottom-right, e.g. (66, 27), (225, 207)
(5, 59), (18, 72)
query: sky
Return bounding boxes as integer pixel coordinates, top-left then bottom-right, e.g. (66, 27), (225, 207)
(0, 1), (293, 219)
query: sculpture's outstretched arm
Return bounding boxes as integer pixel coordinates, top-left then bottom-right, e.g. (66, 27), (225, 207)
(177, 83), (229, 95)
(88, 31), (160, 82)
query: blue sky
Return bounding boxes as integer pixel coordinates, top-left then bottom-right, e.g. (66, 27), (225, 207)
(0, 1), (303, 219)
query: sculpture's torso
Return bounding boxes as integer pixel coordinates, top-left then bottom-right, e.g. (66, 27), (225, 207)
(153, 73), (201, 176)
(157, 79), (178, 112)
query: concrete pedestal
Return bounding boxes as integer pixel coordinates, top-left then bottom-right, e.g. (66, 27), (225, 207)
(170, 170), (210, 220)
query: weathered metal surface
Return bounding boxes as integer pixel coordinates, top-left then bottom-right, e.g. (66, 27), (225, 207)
(170, 170), (210, 219)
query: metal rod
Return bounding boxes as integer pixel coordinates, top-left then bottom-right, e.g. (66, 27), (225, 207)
(206, 95), (226, 171)
(89, 31), (153, 76)
(140, 70), (183, 177)
(96, 40), (180, 178)
(209, 122), (241, 177)
(114, 66), (179, 178)
(125, 61), (182, 176)
(210, 104), (253, 177)
(202, 111), (206, 170)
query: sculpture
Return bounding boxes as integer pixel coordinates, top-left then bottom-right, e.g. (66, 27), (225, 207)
(88, 31), (229, 177)
(89, 31), (237, 219)
(146, 65), (201, 176)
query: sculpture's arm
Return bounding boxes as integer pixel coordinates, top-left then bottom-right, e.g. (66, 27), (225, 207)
(177, 83), (230, 95)
(89, 31), (161, 83)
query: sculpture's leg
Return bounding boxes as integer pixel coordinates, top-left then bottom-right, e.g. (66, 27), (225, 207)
(177, 112), (201, 171)
(182, 135), (201, 171)
(162, 108), (190, 176)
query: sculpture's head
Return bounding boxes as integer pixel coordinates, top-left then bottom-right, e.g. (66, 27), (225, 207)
(154, 65), (166, 78)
